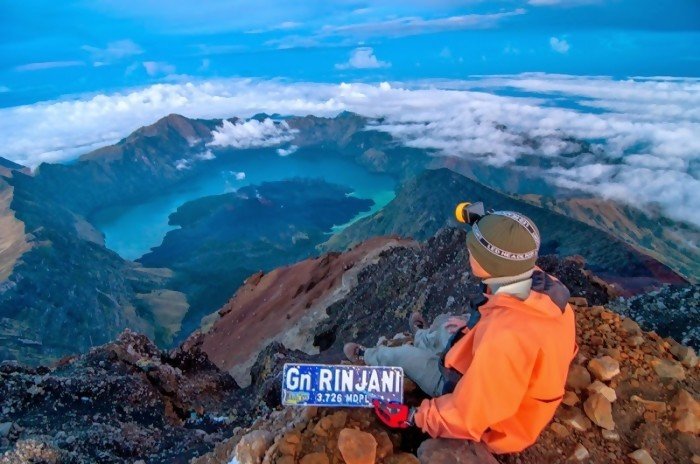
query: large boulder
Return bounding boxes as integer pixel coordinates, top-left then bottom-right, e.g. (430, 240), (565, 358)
(587, 356), (620, 381)
(417, 439), (498, 464)
(337, 428), (377, 464)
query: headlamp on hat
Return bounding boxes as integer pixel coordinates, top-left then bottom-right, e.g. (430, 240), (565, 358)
(454, 202), (486, 225)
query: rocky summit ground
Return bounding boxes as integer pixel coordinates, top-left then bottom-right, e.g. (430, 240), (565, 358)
(1, 228), (698, 463)
(190, 297), (699, 464)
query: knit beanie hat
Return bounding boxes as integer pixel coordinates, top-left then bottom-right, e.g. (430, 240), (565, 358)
(466, 211), (540, 278)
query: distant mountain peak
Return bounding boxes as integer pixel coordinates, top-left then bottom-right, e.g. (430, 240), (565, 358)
(0, 156), (30, 177)
(135, 113), (209, 140)
(78, 113), (215, 163)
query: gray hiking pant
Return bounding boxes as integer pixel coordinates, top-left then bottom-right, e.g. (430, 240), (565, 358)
(364, 314), (455, 397)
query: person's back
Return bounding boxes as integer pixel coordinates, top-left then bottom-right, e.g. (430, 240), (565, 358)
(417, 269), (576, 453)
(345, 208), (577, 455)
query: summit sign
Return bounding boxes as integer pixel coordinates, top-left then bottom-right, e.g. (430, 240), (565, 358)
(281, 363), (404, 408)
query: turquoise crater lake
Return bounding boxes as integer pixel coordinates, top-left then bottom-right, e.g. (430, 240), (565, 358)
(91, 154), (396, 260)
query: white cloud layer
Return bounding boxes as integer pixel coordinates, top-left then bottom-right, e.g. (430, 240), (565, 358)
(209, 118), (296, 149)
(0, 75), (698, 227)
(336, 47), (391, 70)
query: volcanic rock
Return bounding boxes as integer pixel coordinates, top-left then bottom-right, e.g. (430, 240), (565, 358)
(299, 452), (329, 464)
(417, 439), (499, 464)
(562, 391), (580, 406)
(375, 430), (394, 459)
(628, 449), (657, 464)
(234, 430), (272, 464)
(583, 393), (615, 430)
(0, 439), (63, 464)
(587, 380), (617, 402)
(566, 364), (592, 390)
(277, 432), (301, 457)
(559, 407), (592, 432)
(337, 428), (377, 464)
(0, 423), (12, 439)
(386, 453), (420, 464)
(550, 422), (569, 438)
(631, 395), (667, 412)
(0, 330), (242, 463)
(672, 389), (700, 434)
(670, 343), (699, 368)
(621, 318), (642, 335)
(651, 358), (686, 381)
(587, 356), (620, 381)
(572, 443), (590, 461)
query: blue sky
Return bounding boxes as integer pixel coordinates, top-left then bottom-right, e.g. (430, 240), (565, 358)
(1, 0), (699, 107)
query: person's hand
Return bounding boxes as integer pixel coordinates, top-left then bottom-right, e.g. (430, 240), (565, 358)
(372, 399), (415, 429)
(443, 315), (468, 334)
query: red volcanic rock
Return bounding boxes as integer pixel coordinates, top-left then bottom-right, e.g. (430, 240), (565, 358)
(197, 236), (415, 385)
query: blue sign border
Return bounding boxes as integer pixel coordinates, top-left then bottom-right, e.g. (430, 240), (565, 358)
(281, 363), (404, 408)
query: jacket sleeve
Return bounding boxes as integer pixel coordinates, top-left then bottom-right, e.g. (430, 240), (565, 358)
(414, 330), (537, 440)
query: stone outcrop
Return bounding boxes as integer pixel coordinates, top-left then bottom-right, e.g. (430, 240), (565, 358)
(587, 356), (620, 381)
(672, 389), (700, 434)
(194, 236), (415, 387)
(0, 331), (242, 462)
(610, 284), (700, 350)
(583, 393), (615, 430)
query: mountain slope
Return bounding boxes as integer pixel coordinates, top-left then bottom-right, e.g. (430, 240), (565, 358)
(197, 236), (414, 387)
(0, 177), (167, 363)
(0, 157), (30, 178)
(521, 195), (700, 282)
(0, 180), (30, 282)
(324, 168), (686, 294)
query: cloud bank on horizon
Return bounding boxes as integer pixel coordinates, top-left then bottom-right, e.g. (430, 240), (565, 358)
(0, 74), (698, 228)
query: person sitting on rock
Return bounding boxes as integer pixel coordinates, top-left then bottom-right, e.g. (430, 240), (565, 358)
(343, 211), (577, 454)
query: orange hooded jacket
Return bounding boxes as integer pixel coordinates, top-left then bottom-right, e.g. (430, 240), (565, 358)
(414, 271), (577, 454)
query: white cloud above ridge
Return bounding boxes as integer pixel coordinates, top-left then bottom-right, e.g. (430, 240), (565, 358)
(209, 118), (296, 149)
(336, 47), (391, 70)
(0, 75), (698, 227)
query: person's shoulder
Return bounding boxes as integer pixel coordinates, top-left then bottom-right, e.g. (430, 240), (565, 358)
(531, 270), (570, 311)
